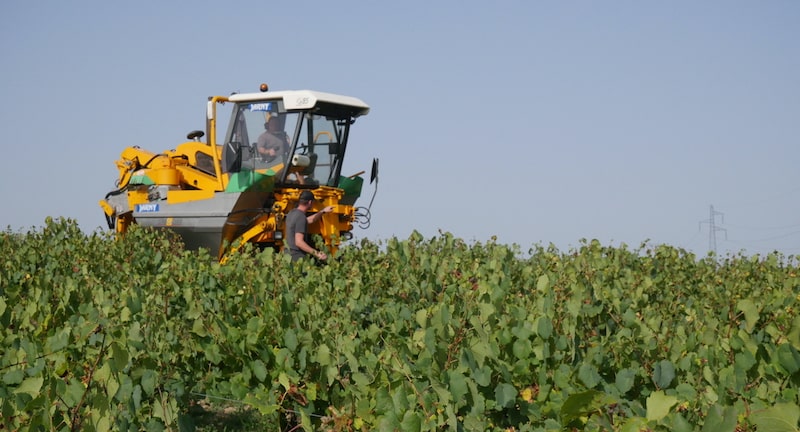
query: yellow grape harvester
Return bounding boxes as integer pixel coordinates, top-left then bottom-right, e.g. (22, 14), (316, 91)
(99, 83), (378, 261)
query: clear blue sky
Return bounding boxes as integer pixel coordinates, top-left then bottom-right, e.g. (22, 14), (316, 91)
(2, 1), (798, 258)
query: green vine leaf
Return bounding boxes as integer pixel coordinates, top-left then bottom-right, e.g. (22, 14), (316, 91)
(653, 360), (676, 389)
(646, 390), (678, 421)
(751, 403), (800, 432)
(494, 383), (517, 409)
(560, 390), (617, 427)
(13, 376), (43, 398)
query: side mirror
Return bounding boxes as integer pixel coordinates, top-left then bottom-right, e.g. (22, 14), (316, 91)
(370, 158), (379, 184)
(328, 142), (340, 155)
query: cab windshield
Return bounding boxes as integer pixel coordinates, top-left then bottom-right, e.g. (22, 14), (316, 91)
(222, 101), (350, 187)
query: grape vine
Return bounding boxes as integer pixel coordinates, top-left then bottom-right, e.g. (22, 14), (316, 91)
(1, 218), (799, 431)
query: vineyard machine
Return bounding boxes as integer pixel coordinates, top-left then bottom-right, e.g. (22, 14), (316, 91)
(100, 83), (377, 261)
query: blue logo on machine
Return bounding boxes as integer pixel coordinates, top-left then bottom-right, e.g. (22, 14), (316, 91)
(249, 102), (273, 112)
(136, 203), (160, 213)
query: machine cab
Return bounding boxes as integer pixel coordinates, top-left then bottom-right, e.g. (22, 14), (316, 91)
(218, 89), (370, 189)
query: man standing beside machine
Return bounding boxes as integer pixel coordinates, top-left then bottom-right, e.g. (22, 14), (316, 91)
(286, 190), (335, 262)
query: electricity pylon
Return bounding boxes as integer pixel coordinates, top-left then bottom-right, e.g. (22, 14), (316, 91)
(700, 205), (727, 254)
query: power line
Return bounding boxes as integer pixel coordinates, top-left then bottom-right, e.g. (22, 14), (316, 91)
(738, 230), (800, 243)
(724, 238), (800, 253)
(722, 222), (800, 232)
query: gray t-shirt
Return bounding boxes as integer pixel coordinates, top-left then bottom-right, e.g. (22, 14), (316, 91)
(257, 131), (289, 154)
(285, 208), (308, 261)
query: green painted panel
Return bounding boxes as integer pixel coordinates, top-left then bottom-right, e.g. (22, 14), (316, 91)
(129, 175), (154, 185)
(339, 175), (363, 205)
(226, 169), (276, 193)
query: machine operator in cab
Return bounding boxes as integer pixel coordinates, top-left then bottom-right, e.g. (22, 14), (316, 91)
(257, 113), (289, 161)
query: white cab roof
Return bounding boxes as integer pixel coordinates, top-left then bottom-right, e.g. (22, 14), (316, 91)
(228, 90), (370, 117)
